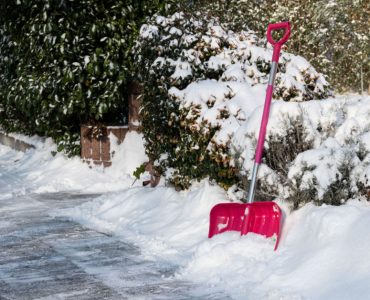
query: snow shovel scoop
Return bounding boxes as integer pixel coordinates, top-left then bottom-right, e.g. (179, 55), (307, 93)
(208, 22), (291, 250)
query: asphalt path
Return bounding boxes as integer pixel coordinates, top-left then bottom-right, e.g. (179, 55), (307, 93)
(0, 191), (229, 300)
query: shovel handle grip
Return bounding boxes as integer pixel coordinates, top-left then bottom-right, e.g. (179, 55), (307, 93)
(267, 21), (291, 46)
(267, 22), (291, 62)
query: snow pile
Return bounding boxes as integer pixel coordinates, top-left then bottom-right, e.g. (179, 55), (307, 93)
(62, 181), (370, 300)
(181, 199), (370, 299)
(108, 131), (148, 177)
(61, 181), (225, 264)
(0, 131), (148, 197)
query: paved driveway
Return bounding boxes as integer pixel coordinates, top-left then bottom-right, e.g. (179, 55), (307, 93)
(0, 192), (228, 300)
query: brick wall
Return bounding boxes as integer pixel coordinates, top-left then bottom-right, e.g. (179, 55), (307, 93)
(80, 81), (143, 167)
(81, 125), (129, 167)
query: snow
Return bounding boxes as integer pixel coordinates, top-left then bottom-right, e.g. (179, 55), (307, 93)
(0, 131), (148, 196)
(139, 24), (159, 39)
(1, 9), (366, 298)
(226, 94), (370, 202)
(169, 79), (266, 144)
(177, 77), (338, 160)
(60, 186), (370, 300)
(2, 94), (370, 299)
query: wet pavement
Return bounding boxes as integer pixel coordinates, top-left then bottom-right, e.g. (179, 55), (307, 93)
(0, 192), (229, 300)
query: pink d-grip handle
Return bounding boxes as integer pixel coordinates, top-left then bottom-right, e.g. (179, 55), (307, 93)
(267, 21), (291, 62)
(267, 22), (291, 46)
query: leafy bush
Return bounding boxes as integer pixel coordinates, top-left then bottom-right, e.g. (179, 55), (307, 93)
(135, 12), (331, 190)
(180, 0), (369, 93)
(232, 96), (370, 208)
(0, 0), (174, 154)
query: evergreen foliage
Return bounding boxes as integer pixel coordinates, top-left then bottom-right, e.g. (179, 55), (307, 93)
(0, 0), (173, 154)
(181, 0), (369, 93)
(135, 12), (330, 190)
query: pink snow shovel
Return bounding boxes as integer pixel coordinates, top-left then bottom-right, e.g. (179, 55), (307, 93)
(208, 22), (291, 250)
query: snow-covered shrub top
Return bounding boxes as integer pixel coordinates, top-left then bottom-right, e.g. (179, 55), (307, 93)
(139, 12), (330, 100)
(135, 12), (332, 190)
(231, 94), (370, 206)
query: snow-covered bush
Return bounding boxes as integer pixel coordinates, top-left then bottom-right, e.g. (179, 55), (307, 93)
(0, 0), (174, 154)
(191, 0), (369, 92)
(135, 12), (331, 190)
(232, 95), (370, 208)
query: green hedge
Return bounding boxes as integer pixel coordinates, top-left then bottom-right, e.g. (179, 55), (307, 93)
(0, 0), (174, 154)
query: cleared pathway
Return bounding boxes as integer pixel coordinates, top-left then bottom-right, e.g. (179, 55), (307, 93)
(0, 192), (229, 300)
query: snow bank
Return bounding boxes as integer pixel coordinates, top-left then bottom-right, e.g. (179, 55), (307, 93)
(180, 200), (370, 299)
(61, 181), (226, 264)
(62, 182), (370, 300)
(0, 131), (147, 197)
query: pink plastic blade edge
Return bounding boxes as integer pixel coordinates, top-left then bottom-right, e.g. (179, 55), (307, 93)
(208, 203), (247, 237)
(241, 202), (282, 250)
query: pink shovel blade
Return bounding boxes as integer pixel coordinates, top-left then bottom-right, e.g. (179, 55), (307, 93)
(208, 202), (282, 250)
(241, 201), (282, 250)
(208, 203), (247, 237)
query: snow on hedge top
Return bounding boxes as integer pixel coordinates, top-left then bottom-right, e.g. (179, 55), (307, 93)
(231, 94), (370, 202)
(139, 12), (331, 101)
(137, 12), (331, 147)
(136, 12), (334, 190)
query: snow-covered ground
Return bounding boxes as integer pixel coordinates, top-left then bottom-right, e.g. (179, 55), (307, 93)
(2, 97), (370, 299)
(0, 131), (147, 197)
